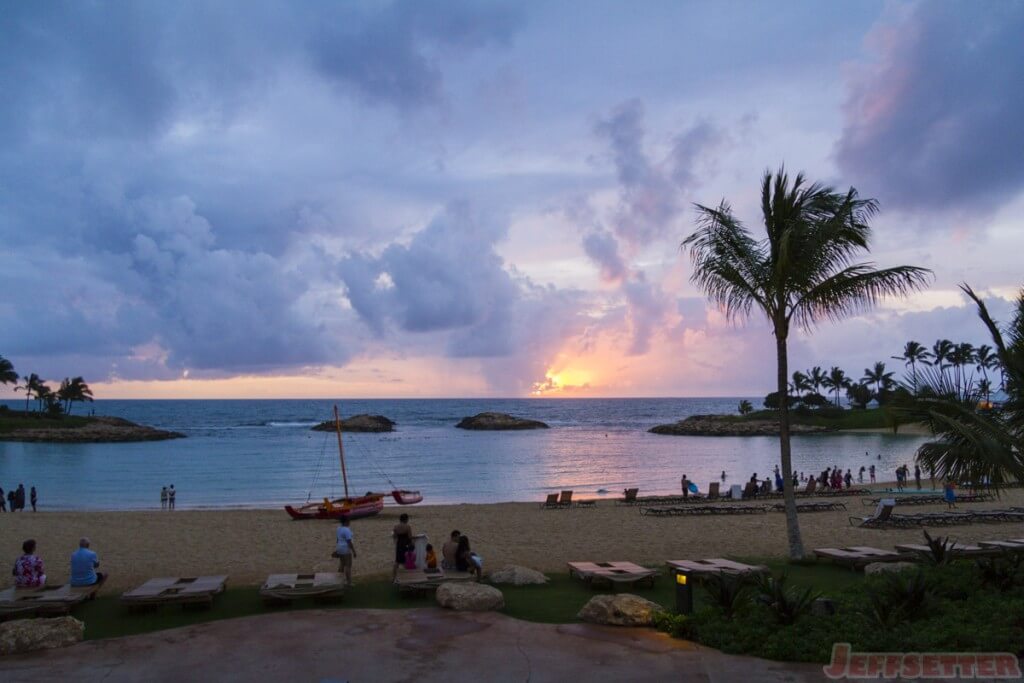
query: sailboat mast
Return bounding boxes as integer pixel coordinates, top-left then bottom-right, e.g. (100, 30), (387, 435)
(334, 405), (350, 499)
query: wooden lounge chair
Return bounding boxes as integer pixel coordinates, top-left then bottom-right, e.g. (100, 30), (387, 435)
(614, 485), (638, 507)
(741, 481), (758, 499)
(260, 573), (345, 603)
(393, 567), (475, 594)
(567, 561), (657, 589)
(894, 542), (998, 559)
(849, 500), (899, 528)
(813, 546), (914, 569)
(121, 576), (228, 609)
(540, 493), (560, 509)
(640, 504), (767, 517)
(978, 540), (1024, 553)
(772, 501), (846, 513)
(558, 490), (573, 508)
(798, 479), (817, 496)
(0, 583), (98, 619)
(706, 482), (720, 500)
(665, 558), (767, 577)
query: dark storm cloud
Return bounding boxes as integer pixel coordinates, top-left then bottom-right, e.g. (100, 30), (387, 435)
(581, 229), (627, 283)
(835, 1), (1024, 214)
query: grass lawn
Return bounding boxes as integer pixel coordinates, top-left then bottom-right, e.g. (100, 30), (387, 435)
(0, 411), (92, 434)
(736, 408), (897, 431)
(72, 560), (864, 641)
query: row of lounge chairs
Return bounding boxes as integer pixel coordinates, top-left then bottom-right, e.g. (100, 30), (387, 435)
(860, 492), (995, 506)
(639, 500), (847, 517)
(850, 500), (1024, 528)
(567, 558), (767, 589)
(540, 490), (596, 509)
(616, 480), (869, 507)
(815, 538), (1024, 569)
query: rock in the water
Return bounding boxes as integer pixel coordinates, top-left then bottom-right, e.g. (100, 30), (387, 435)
(488, 565), (548, 586)
(0, 617), (84, 655)
(312, 414), (396, 433)
(577, 594), (662, 627)
(649, 414), (832, 436)
(456, 412), (548, 430)
(435, 582), (505, 611)
(864, 562), (918, 575)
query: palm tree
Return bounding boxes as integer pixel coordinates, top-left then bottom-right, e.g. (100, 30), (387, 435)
(807, 366), (826, 396)
(976, 345), (997, 402)
(60, 376), (94, 415)
(0, 356), (17, 387)
(892, 341), (928, 393)
(34, 383), (53, 412)
(738, 399), (753, 415)
(862, 361), (894, 398)
(930, 339), (954, 384)
(15, 373), (43, 412)
(950, 342), (976, 398)
(683, 167), (930, 558)
(791, 371), (810, 400)
(823, 366), (851, 407)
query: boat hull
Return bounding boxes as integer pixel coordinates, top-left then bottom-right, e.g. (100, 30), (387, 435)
(285, 495), (384, 520)
(391, 490), (423, 505)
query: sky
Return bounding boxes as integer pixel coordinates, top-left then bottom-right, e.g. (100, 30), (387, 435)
(1, 0), (1023, 399)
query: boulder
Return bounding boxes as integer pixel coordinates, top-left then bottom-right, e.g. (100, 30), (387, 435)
(576, 594), (662, 627)
(488, 565), (548, 586)
(0, 617), (84, 656)
(435, 583), (504, 611)
(456, 412), (548, 430)
(312, 414), (396, 433)
(864, 562), (918, 575)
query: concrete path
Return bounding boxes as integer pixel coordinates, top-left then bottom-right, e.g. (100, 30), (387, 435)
(0, 608), (829, 682)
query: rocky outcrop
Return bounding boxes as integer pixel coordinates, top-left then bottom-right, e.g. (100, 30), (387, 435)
(435, 582), (504, 611)
(0, 416), (184, 443)
(456, 412), (548, 430)
(312, 414), (396, 433)
(488, 565), (548, 586)
(577, 594), (663, 627)
(864, 562), (918, 575)
(649, 414), (833, 436)
(0, 616), (84, 655)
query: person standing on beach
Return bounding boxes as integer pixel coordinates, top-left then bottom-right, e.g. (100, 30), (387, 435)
(721, 471), (726, 481)
(168, 485), (176, 510)
(334, 516), (355, 587)
(392, 513), (412, 581)
(0, 487), (5, 512)
(943, 479), (957, 509)
(6, 489), (13, 512)
(680, 474), (690, 499)
(160, 487), (168, 510)
(29, 486), (37, 512)
(15, 484), (25, 511)
(869, 465), (876, 483)
(914, 465), (922, 490)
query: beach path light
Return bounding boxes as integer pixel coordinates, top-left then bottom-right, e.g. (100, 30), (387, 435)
(674, 569), (693, 615)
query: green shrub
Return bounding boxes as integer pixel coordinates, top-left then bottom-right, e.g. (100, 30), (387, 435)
(702, 571), (751, 619)
(753, 573), (819, 625)
(652, 611), (690, 638)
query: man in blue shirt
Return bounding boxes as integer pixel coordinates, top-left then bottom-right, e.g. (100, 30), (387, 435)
(70, 537), (106, 588)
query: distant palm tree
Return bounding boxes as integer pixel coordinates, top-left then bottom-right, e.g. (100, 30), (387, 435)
(58, 376), (94, 415)
(0, 356), (17, 387)
(893, 341), (928, 393)
(976, 345), (997, 401)
(738, 399), (753, 415)
(15, 373), (44, 412)
(791, 371), (810, 400)
(823, 366), (851, 407)
(951, 342), (976, 397)
(683, 167), (930, 558)
(930, 339), (955, 383)
(807, 366), (826, 397)
(34, 383), (53, 412)
(862, 361), (894, 399)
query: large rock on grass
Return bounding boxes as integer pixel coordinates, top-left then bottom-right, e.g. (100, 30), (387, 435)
(577, 594), (662, 627)
(0, 617), (84, 655)
(435, 583), (504, 611)
(864, 562), (918, 575)
(456, 412), (548, 430)
(312, 414), (395, 433)
(488, 565), (548, 586)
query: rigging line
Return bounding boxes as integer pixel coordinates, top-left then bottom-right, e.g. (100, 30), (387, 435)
(306, 429), (331, 502)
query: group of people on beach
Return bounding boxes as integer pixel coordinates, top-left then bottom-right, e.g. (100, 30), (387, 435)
(332, 513), (482, 587)
(0, 484), (36, 512)
(11, 537), (107, 590)
(159, 485), (176, 510)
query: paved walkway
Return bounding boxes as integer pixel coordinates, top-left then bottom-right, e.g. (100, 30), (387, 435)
(1, 608), (829, 682)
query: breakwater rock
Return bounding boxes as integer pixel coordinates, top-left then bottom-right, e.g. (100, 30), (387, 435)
(649, 414), (834, 436)
(0, 416), (185, 443)
(312, 414), (396, 433)
(456, 412), (549, 430)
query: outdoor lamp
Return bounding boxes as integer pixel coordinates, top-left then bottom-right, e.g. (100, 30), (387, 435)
(674, 570), (693, 614)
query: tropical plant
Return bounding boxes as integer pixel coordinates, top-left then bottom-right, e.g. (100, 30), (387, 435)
(15, 373), (44, 412)
(975, 344), (998, 401)
(929, 339), (955, 386)
(822, 366), (851, 407)
(683, 167), (930, 558)
(846, 382), (873, 409)
(896, 285), (1024, 488)
(738, 399), (753, 415)
(916, 530), (955, 566)
(702, 571), (751, 619)
(807, 366), (826, 396)
(752, 573), (819, 625)
(0, 356), (17, 386)
(34, 383), (53, 412)
(864, 569), (930, 627)
(950, 342), (976, 398)
(893, 341), (929, 393)
(862, 361), (894, 397)
(790, 371), (810, 399)
(57, 376), (94, 414)
(975, 551), (1023, 592)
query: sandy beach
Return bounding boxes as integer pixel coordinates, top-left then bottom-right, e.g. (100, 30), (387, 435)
(2, 484), (1022, 592)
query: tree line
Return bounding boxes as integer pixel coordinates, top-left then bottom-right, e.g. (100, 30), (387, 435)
(0, 355), (94, 415)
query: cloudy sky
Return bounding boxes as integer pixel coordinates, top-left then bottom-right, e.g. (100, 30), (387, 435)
(1, 0), (1022, 399)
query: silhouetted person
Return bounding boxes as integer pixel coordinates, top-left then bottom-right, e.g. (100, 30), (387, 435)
(168, 484), (176, 510)
(30, 486), (37, 512)
(0, 487), (5, 512)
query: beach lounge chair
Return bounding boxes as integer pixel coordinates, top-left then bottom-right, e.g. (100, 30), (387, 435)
(813, 546), (915, 570)
(799, 479), (817, 496)
(616, 488), (640, 506)
(393, 567), (475, 594)
(849, 499), (898, 528)
(558, 490), (573, 508)
(121, 575), (228, 609)
(259, 573), (345, 603)
(772, 501), (846, 513)
(728, 484), (743, 499)
(707, 482), (720, 500)
(567, 561), (657, 589)
(741, 481), (758, 499)
(540, 493), (560, 509)
(894, 542), (998, 559)
(0, 583), (99, 619)
(665, 558), (767, 578)
(978, 540), (1024, 553)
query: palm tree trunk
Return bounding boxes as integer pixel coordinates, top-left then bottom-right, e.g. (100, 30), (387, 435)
(775, 326), (805, 559)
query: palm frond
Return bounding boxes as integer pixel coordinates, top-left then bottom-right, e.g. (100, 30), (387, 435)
(789, 264), (932, 331)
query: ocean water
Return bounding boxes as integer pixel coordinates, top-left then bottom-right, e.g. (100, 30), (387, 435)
(0, 398), (929, 510)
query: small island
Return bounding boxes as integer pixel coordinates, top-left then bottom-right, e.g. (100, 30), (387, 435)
(311, 414), (396, 433)
(0, 413), (184, 443)
(650, 414), (834, 436)
(456, 412), (549, 430)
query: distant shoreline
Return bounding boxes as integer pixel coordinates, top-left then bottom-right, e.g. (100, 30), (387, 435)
(0, 412), (184, 443)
